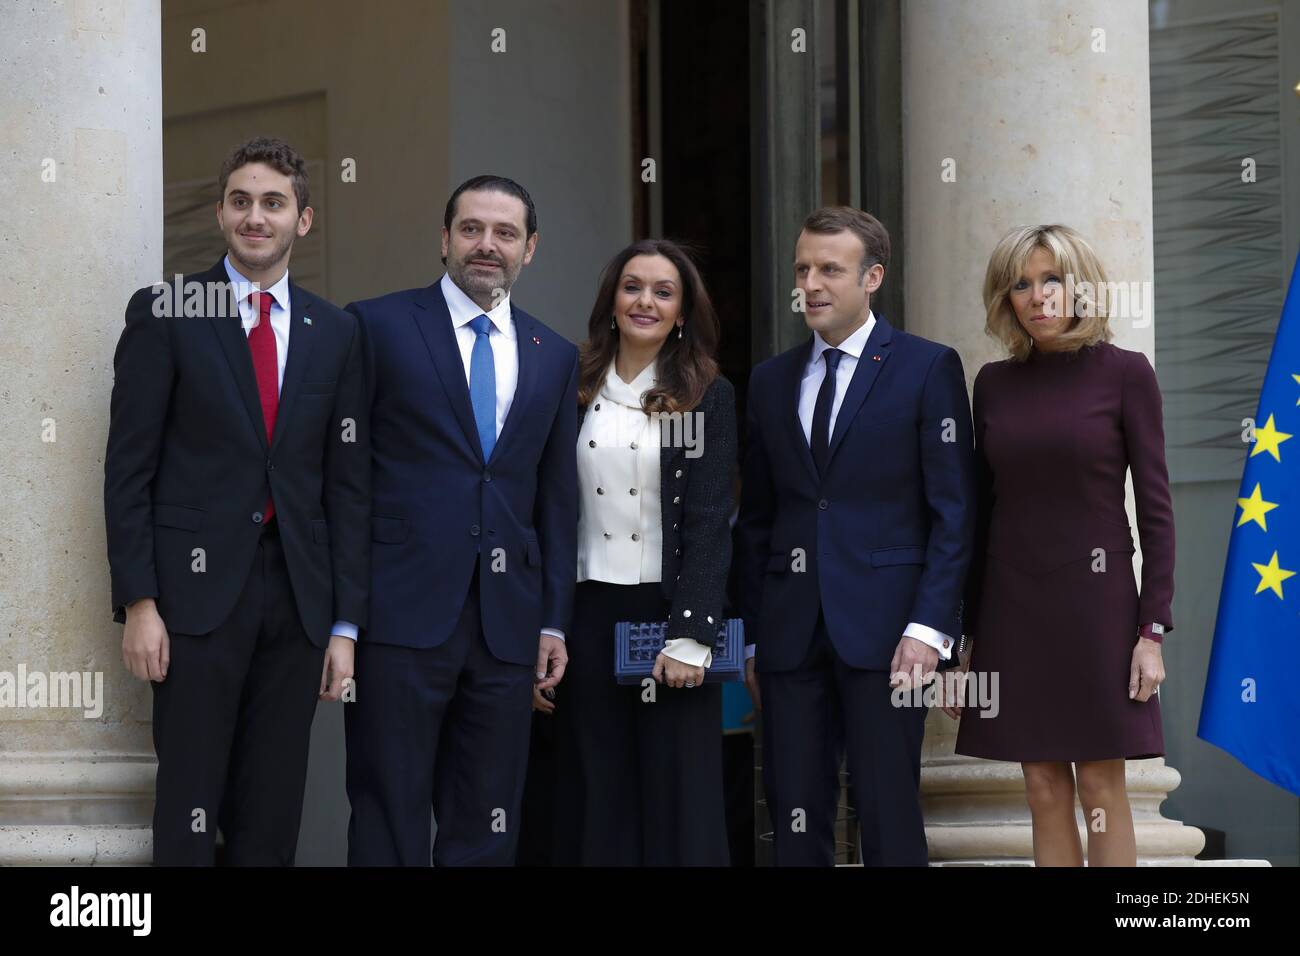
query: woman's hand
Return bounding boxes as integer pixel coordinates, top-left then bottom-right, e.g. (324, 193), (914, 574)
(1129, 637), (1165, 702)
(653, 652), (705, 689)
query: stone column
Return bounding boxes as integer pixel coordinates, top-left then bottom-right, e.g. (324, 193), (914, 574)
(0, 0), (162, 864)
(898, 0), (1205, 864)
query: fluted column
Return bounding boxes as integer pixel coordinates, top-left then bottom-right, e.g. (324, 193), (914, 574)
(898, 0), (1206, 865)
(0, 0), (162, 864)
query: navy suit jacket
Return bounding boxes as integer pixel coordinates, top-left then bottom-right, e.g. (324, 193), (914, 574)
(734, 316), (976, 672)
(347, 282), (578, 666)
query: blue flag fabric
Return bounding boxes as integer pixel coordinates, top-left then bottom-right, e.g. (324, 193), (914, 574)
(1198, 251), (1300, 796)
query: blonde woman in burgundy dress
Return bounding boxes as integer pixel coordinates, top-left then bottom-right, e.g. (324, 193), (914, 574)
(949, 225), (1174, 866)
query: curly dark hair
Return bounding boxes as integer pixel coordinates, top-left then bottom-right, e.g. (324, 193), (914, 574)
(578, 238), (720, 415)
(218, 136), (309, 214)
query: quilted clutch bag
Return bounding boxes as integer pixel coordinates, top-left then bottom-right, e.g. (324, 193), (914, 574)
(614, 618), (745, 685)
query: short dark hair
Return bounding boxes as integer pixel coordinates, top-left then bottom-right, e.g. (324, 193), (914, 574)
(444, 175), (537, 238)
(801, 206), (890, 281)
(218, 137), (309, 214)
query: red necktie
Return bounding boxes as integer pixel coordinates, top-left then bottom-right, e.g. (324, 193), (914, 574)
(247, 292), (278, 523)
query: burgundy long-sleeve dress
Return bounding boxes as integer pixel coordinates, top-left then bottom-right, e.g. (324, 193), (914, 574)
(954, 342), (1175, 762)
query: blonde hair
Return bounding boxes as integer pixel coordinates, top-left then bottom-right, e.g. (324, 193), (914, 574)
(982, 224), (1113, 361)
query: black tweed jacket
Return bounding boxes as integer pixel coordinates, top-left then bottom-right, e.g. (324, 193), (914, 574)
(578, 374), (738, 648)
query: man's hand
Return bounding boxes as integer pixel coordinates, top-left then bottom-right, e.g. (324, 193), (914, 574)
(744, 657), (761, 712)
(532, 686), (556, 714)
(652, 653), (705, 689)
(320, 634), (355, 701)
(1129, 636), (1165, 702)
(123, 598), (170, 682)
(889, 635), (939, 691)
(938, 647), (972, 720)
(536, 633), (568, 692)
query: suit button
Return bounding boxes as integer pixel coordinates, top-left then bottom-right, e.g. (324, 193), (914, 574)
(251, 511), (263, 524)
(470, 525), (481, 536)
(675, 469), (683, 478)
(631, 533), (640, 542)
(488, 529), (496, 535)
(674, 547), (680, 556)
(596, 487), (604, 495)
(672, 496), (680, 505)
(603, 532), (612, 539)
(589, 440), (596, 448)
(682, 609), (691, 618)
(818, 499), (828, 510)
(672, 522), (678, 531)
(483, 471), (492, 482)
(629, 488), (638, 496)
(266, 460), (275, 472)
(630, 441), (638, 450)
(594, 403), (601, 411)
(707, 615), (714, 624)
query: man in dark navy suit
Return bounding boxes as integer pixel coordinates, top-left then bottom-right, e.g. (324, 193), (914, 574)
(345, 176), (578, 866)
(735, 207), (975, 865)
(105, 137), (368, 865)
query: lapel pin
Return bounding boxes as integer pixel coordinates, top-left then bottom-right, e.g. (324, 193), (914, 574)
(871, 354), (881, 361)
(303, 315), (313, 326)
(532, 335), (541, 345)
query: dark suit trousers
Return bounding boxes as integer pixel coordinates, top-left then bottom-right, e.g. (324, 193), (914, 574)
(150, 522), (322, 866)
(345, 567), (535, 866)
(759, 609), (929, 866)
(546, 580), (729, 866)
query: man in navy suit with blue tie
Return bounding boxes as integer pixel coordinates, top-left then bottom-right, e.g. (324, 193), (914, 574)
(735, 207), (975, 866)
(344, 176), (578, 866)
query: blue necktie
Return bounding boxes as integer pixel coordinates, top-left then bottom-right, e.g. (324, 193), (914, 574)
(469, 314), (497, 461)
(811, 347), (844, 476)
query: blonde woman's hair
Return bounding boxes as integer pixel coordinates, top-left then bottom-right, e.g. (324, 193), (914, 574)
(982, 224), (1114, 361)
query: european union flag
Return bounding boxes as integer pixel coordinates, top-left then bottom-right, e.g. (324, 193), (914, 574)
(1198, 250), (1300, 796)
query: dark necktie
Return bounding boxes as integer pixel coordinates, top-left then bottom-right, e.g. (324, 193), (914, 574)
(247, 291), (278, 522)
(811, 347), (844, 476)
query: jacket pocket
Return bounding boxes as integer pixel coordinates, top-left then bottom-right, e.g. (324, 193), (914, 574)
(371, 515), (408, 544)
(300, 380), (337, 396)
(869, 546), (926, 567)
(154, 503), (203, 531)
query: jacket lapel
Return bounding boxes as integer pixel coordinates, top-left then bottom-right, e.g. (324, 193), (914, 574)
(490, 307), (540, 465)
(269, 282), (317, 454)
(826, 315), (894, 465)
(205, 258), (270, 451)
(412, 282), (485, 462)
(782, 338), (820, 488)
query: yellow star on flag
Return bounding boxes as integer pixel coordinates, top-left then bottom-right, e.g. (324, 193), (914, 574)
(1252, 551), (1296, 600)
(1250, 414), (1292, 462)
(1293, 373), (1300, 405)
(1236, 483), (1279, 531)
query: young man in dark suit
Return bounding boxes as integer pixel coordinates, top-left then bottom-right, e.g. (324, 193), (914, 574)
(104, 137), (368, 865)
(735, 207), (976, 865)
(344, 176), (577, 866)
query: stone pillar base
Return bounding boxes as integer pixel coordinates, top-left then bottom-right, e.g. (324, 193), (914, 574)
(0, 752), (154, 865)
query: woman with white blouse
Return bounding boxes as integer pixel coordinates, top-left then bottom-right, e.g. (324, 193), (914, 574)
(543, 238), (737, 865)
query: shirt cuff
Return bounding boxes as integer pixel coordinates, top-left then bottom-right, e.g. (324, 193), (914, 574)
(541, 627), (565, 642)
(745, 642), (756, 661)
(662, 637), (713, 669)
(903, 622), (954, 661)
(331, 620), (358, 642)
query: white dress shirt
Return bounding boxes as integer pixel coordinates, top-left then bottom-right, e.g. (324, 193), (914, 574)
(222, 256), (358, 642)
(224, 255), (290, 391)
(441, 272), (517, 440)
(746, 311), (955, 663)
(440, 273), (562, 643)
(577, 360), (711, 669)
